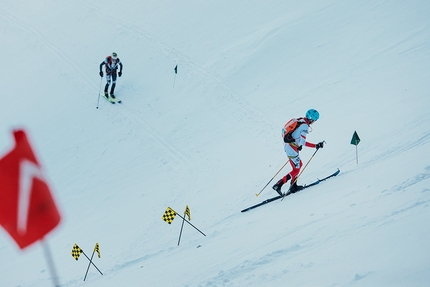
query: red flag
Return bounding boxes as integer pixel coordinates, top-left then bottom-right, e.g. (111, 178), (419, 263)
(0, 130), (61, 249)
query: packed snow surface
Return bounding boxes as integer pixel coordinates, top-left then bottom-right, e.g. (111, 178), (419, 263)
(1, 0), (429, 286)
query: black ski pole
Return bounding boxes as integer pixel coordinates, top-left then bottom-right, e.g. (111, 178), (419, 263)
(96, 77), (102, 109)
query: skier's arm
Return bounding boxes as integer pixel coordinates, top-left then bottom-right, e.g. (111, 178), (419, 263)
(297, 125), (309, 147)
(297, 124), (319, 148)
(306, 141), (324, 149)
(99, 61), (105, 73)
(117, 62), (123, 77)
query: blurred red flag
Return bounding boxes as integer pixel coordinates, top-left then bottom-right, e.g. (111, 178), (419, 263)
(0, 130), (61, 249)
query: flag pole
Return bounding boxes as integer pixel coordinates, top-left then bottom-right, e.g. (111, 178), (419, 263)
(83, 249), (96, 281)
(81, 251), (103, 275)
(177, 217), (186, 246)
(41, 240), (61, 287)
(356, 145), (358, 164)
(175, 213), (206, 237)
(351, 131), (360, 164)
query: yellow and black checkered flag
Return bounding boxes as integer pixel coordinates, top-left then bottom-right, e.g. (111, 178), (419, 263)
(162, 207), (177, 224)
(71, 244), (83, 260)
(94, 242), (101, 258)
(184, 205), (191, 221)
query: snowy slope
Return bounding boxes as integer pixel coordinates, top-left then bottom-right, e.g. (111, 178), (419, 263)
(1, 0), (430, 286)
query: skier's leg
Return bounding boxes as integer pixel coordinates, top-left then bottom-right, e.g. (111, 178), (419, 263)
(273, 143), (297, 194)
(288, 158), (302, 184)
(110, 74), (117, 96)
(285, 143), (303, 191)
(104, 74), (112, 95)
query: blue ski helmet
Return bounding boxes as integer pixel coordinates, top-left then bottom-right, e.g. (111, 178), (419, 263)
(305, 109), (319, 122)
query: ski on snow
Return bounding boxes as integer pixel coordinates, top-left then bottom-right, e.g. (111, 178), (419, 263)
(100, 93), (122, 104)
(241, 169), (340, 213)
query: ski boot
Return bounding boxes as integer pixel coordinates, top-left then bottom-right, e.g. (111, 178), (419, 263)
(272, 179), (284, 196)
(289, 182), (304, 194)
(272, 174), (291, 196)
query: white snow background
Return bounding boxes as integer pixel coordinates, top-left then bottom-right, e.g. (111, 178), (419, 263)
(1, 0), (430, 286)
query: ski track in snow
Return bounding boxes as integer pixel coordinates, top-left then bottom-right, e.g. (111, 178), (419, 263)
(196, 244), (304, 286)
(116, 104), (195, 170)
(0, 6), (195, 171)
(74, 0), (279, 131)
(2, 1), (430, 286)
(208, 164), (430, 286)
(2, 1), (278, 174)
(0, 9), (94, 89)
(384, 165), (430, 193)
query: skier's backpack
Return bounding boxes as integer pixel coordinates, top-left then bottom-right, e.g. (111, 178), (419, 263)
(282, 117), (304, 143)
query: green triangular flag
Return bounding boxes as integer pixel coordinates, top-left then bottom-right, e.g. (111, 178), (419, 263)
(350, 131), (360, 146)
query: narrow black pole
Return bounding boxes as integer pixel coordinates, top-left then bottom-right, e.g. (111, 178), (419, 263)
(81, 251), (103, 275)
(175, 213), (206, 237)
(177, 217), (186, 246)
(83, 250), (96, 281)
(96, 77), (102, 109)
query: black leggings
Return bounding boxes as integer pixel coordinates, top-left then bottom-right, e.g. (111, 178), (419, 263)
(104, 72), (117, 94)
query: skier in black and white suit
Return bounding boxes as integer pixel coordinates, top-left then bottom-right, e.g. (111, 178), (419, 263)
(99, 52), (123, 100)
